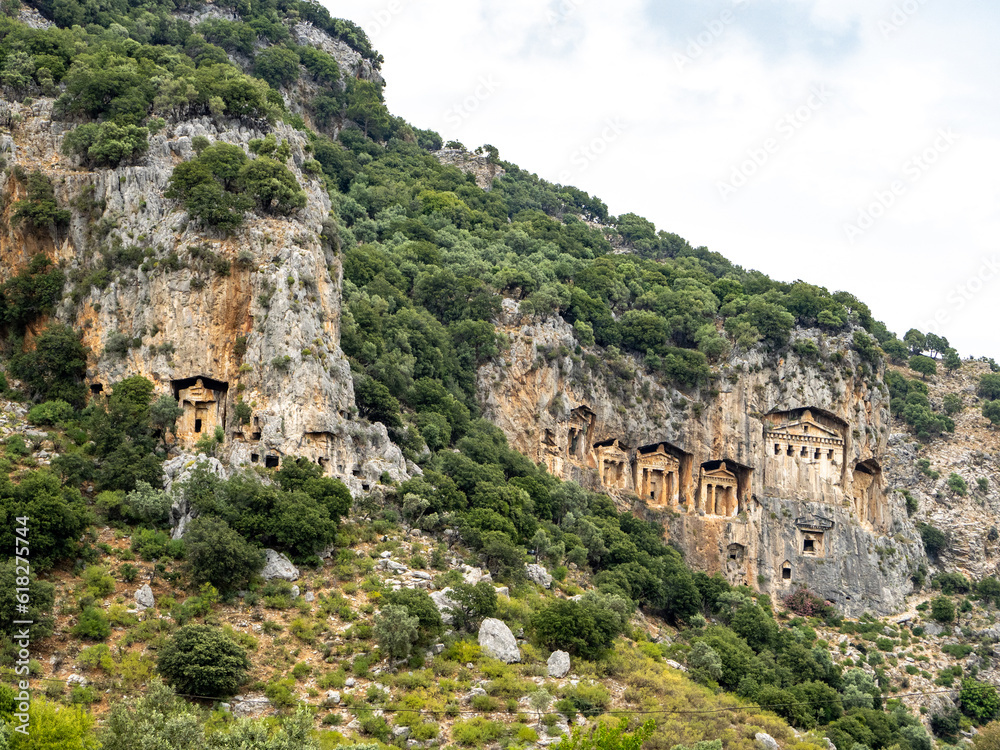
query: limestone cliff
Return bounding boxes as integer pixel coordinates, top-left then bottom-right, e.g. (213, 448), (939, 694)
(0, 94), (408, 494)
(478, 301), (925, 616)
(883, 361), (1000, 582)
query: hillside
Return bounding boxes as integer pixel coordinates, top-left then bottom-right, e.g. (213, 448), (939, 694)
(1, 0), (1000, 748)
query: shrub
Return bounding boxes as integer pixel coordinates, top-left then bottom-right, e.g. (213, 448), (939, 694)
(63, 122), (149, 167)
(157, 624), (251, 697)
(374, 604), (419, 659)
(10, 170), (70, 230)
(382, 588), (443, 646)
(0, 559), (56, 638)
(930, 595), (956, 624)
(532, 592), (628, 659)
(83, 565), (115, 598)
(27, 399), (74, 425)
(979, 374), (1000, 400)
(962, 678), (1000, 724)
(984, 400), (1000, 427)
(943, 393), (963, 415)
(184, 516), (265, 595)
(446, 581), (498, 632)
(8, 323), (87, 408)
(947, 473), (968, 496)
(73, 607), (111, 640)
(918, 523), (947, 559)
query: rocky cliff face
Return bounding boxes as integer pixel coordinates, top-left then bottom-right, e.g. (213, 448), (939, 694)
(478, 301), (925, 616)
(884, 362), (1000, 582)
(0, 92), (408, 494)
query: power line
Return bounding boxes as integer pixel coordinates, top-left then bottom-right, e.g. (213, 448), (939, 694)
(20, 674), (973, 718)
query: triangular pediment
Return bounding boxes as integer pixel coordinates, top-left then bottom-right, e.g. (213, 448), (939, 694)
(768, 418), (841, 440)
(703, 467), (736, 481)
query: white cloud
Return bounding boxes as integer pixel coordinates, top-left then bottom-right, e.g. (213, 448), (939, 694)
(323, 0), (1000, 357)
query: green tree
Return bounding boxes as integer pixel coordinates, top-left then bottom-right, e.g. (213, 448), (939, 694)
(10, 170), (71, 231)
(532, 592), (629, 660)
(238, 157), (306, 215)
(909, 354), (937, 379)
(157, 624), (251, 697)
(8, 323), (87, 408)
(383, 588), (443, 646)
(62, 122), (149, 167)
(184, 516), (266, 594)
(686, 641), (723, 685)
(961, 678), (1000, 724)
(150, 394), (184, 450)
(943, 393), (963, 415)
(979, 374), (1000, 400)
(904, 328), (926, 354)
(253, 46), (300, 89)
(0, 469), (91, 570)
(446, 581), (498, 632)
(345, 78), (390, 139)
(99, 679), (201, 750)
(944, 349), (962, 371)
(374, 604), (419, 659)
(985, 401), (1000, 427)
(930, 595), (956, 624)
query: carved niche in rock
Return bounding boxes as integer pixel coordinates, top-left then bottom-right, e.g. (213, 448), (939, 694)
(634, 443), (681, 509)
(594, 439), (631, 491)
(796, 514), (834, 557)
(763, 408), (846, 502)
(543, 406), (595, 478)
(698, 463), (739, 517)
(171, 376), (228, 446)
(852, 459), (888, 533)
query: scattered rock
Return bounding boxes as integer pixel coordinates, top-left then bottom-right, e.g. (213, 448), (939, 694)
(410, 571), (432, 580)
(923, 622), (945, 636)
(67, 674), (87, 687)
(345, 677), (356, 688)
(261, 549), (300, 581)
(393, 726), (411, 739)
(547, 650), (571, 678)
(325, 690), (341, 705)
(461, 565), (486, 584)
(756, 732), (780, 750)
(291, 585), (300, 598)
(304, 591), (315, 603)
(431, 643), (445, 655)
(380, 550), (392, 559)
(478, 618), (521, 663)
(665, 659), (687, 672)
(526, 563), (553, 588)
(495, 586), (510, 597)
(430, 588), (460, 624)
(134, 584), (155, 611)
(231, 696), (272, 718)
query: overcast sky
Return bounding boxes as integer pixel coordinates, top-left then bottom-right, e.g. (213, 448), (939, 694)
(323, 0), (1000, 359)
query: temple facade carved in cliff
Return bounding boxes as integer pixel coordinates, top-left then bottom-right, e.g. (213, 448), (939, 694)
(171, 376), (228, 446)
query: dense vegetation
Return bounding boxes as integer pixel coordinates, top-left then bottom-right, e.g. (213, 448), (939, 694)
(1, 0), (998, 747)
